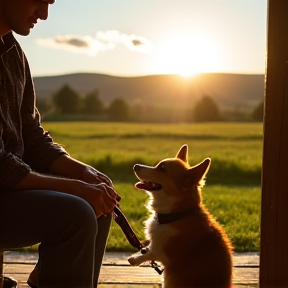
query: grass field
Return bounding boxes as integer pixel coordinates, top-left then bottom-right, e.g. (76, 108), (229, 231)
(41, 121), (263, 252)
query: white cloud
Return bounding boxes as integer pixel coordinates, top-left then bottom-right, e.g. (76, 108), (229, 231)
(35, 30), (153, 56)
(96, 30), (153, 53)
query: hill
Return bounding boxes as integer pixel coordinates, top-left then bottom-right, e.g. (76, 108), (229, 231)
(33, 73), (265, 111)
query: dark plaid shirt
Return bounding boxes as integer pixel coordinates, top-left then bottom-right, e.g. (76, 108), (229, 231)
(0, 32), (67, 191)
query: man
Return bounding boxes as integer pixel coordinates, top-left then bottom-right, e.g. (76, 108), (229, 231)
(0, 0), (121, 287)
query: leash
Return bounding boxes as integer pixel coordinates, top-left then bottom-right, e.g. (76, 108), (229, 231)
(113, 206), (163, 275)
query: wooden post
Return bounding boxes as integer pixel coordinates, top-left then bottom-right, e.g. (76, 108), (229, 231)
(260, 0), (288, 287)
(0, 251), (3, 288)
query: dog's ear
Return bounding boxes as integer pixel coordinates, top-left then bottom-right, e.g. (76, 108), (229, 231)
(184, 158), (211, 185)
(176, 144), (188, 163)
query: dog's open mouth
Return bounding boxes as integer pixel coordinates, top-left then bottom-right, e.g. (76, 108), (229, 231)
(135, 181), (162, 191)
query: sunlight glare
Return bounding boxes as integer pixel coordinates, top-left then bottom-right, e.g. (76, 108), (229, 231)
(154, 31), (222, 76)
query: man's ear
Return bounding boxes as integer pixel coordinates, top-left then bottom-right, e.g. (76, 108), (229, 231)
(176, 144), (188, 163)
(184, 158), (211, 185)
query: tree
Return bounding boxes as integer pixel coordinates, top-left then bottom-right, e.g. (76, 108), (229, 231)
(83, 90), (103, 114)
(107, 98), (130, 121)
(36, 98), (51, 115)
(53, 84), (81, 114)
(251, 101), (264, 121)
(192, 95), (223, 122)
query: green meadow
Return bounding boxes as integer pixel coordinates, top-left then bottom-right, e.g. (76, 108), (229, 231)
(43, 122), (263, 252)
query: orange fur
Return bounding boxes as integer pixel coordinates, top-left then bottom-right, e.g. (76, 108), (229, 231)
(128, 145), (233, 288)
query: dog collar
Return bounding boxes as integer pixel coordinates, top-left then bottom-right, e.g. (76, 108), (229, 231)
(156, 207), (201, 225)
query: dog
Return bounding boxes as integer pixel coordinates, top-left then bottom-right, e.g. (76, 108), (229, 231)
(128, 144), (233, 288)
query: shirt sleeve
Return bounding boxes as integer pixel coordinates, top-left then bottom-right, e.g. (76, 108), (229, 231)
(20, 46), (69, 173)
(0, 144), (31, 191)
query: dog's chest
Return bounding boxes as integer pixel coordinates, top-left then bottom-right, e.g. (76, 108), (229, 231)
(145, 215), (178, 249)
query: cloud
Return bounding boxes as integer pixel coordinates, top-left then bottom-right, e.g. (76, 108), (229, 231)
(96, 30), (153, 53)
(36, 35), (114, 56)
(35, 30), (153, 56)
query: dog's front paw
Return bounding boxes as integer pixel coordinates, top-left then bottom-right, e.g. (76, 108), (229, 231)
(128, 256), (140, 266)
(141, 246), (150, 254)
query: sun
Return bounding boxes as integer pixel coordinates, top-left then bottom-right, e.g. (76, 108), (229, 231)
(178, 68), (198, 78)
(154, 31), (222, 76)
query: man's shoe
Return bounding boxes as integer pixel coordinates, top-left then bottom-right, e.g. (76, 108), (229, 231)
(3, 276), (17, 288)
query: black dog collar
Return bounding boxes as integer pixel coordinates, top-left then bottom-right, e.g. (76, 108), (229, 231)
(156, 207), (201, 225)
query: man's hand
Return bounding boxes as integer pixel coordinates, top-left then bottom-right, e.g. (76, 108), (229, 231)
(80, 165), (113, 187)
(78, 182), (119, 218)
(48, 155), (121, 214)
(71, 161), (122, 205)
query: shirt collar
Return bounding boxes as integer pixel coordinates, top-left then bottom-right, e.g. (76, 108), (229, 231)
(0, 32), (15, 55)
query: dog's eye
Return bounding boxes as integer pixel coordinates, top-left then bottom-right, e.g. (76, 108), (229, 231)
(158, 163), (165, 171)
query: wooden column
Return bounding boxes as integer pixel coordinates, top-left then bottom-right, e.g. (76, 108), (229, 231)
(260, 0), (288, 287)
(0, 251), (3, 288)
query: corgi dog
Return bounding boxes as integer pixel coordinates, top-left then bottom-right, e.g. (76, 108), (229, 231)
(128, 145), (233, 288)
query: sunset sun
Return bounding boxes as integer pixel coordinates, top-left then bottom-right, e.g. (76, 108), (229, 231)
(154, 32), (222, 77)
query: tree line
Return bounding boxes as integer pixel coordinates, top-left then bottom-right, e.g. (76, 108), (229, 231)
(38, 84), (264, 122)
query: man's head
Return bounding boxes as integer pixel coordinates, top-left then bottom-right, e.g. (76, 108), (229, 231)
(0, 0), (55, 37)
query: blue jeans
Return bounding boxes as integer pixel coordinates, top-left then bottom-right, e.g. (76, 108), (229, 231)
(0, 190), (112, 288)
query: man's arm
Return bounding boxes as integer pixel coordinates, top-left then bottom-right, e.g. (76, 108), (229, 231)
(48, 154), (113, 186)
(13, 171), (120, 218)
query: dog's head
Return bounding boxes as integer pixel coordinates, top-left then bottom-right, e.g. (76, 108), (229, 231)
(133, 145), (211, 213)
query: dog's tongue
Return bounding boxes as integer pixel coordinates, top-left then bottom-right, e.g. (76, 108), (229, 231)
(134, 182), (147, 190)
(134, 181), (161, 191)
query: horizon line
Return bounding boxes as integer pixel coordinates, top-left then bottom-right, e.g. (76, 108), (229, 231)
(33, 71), (265, 78)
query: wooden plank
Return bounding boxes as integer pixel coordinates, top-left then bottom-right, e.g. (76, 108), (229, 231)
(2, 251), (259, 288)
(260, 1), (288, 287)
(3, 263), (259, 288)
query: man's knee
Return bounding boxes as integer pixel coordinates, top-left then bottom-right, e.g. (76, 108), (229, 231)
(66, 195), (98, 232)
(45, 193), (98, 243)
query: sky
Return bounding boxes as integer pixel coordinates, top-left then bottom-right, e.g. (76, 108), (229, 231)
(15, 0), (268, 77)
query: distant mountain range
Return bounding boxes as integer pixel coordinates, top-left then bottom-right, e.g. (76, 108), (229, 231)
(33, 73), (265, 111)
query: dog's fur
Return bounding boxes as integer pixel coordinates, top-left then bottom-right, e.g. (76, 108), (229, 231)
(128, 145), (233, 288)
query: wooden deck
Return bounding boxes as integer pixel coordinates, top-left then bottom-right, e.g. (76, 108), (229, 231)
(2, 251), (259, 288)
